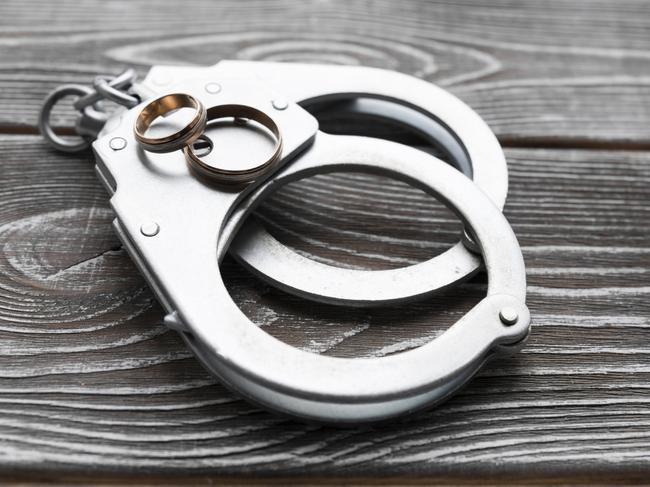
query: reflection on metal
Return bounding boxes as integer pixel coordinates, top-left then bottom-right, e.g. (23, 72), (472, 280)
(45, 60), (529, 424)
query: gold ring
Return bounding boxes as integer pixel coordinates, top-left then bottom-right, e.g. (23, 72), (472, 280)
(183, 104), (283, 185)
(134, 93), (206, 153)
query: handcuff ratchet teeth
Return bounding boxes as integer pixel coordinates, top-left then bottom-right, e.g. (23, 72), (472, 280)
(41, 61), (530, 424)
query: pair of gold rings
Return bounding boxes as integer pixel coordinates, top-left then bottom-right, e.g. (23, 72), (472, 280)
(133, 93), (283, 185)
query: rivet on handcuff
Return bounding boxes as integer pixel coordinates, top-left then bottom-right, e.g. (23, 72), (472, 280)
(38, 61), (531, 424)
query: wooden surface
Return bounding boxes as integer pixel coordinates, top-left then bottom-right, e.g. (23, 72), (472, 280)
(0, 0), (649, 483)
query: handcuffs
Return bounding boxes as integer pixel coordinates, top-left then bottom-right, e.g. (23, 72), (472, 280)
(39, 61), (530, 424)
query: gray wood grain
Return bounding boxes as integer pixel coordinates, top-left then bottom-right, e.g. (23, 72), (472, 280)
(1, 0), (650, 145)
(0, 134), (649, 480)
(0, 0), (649, 482)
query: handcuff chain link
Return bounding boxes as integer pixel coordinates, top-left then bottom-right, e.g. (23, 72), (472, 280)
(39, 69), (140, 153)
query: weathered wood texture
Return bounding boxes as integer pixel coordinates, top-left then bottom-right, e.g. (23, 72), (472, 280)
(3, 0), (650, 146)
(0, 0), (649, 483)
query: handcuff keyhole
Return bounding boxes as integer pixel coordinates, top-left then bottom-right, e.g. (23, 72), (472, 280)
(191, 135), (213, 158)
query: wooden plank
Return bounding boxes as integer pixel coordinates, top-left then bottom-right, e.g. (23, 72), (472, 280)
(0, 0), (649, 144)
(1, 0), (650, 481)
(0, 133), (648, 479)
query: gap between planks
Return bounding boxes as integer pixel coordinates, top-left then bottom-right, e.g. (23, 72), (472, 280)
(2, 125), (649, 152)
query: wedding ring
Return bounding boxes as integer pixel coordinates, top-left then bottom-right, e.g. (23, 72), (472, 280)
(134, 93), (206, 153)
(183, 104), (283, 185)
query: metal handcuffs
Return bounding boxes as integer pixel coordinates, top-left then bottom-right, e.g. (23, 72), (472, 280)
(138, 62), (508, 307)
(41, 61), (529, 424)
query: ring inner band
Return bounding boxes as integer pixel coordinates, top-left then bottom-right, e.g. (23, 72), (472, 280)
(134, 93), (206, 153)
(183, 104), (283, 185)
